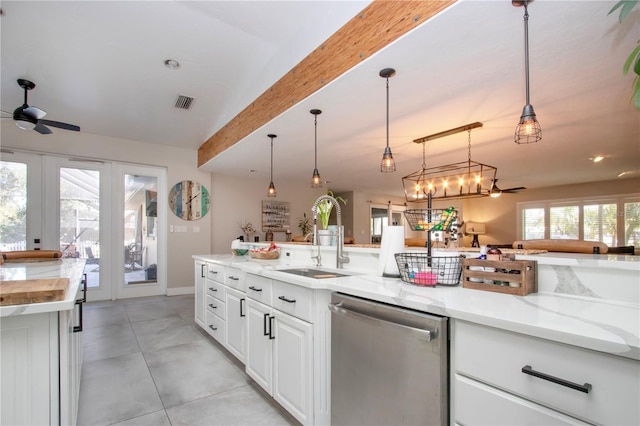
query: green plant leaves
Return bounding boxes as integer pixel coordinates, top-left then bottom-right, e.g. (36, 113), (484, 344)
(608, 0), (639, 22)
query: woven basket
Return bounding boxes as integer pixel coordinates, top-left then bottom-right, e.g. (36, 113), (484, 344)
(249, 249), (280, 259)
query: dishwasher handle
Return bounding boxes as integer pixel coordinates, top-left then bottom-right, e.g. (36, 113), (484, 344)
(328, 302), (434, 342)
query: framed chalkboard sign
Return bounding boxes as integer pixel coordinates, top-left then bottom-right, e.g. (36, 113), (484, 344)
(262, 200), (290, 232)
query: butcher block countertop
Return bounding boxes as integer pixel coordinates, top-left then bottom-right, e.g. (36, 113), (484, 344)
(0, 258), (85, 317)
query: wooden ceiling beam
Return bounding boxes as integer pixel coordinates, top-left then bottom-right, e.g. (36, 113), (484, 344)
(197, 0), (457, 168)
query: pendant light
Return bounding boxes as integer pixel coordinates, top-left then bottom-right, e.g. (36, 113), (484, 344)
(267, 134), (277, 197)
(379, 68), (396, 172)
(514, 0), (541, 144)
(310, 109), (323, 188)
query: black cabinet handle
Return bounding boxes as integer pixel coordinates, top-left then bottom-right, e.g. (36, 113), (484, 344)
(73, 299), (83, 333)
(269, 316), (275, 340)
(201, 264), (206, 278)
(208, 303), (217, 309)
(521, 365), (592, 393)
(249, 286), (262, 292)
(208, 324), (217, 331)
(80, 273), (87, 302)
(263, 313), (270, 336)
(228, 276), (239, 281)
(208, 287), (217, 292)
(278, 295), (296, 303)
(210, 270), (218, 275)
(240, 298), (245, 317)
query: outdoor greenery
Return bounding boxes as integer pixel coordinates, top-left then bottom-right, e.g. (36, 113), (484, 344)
(0, 164), (27, 248)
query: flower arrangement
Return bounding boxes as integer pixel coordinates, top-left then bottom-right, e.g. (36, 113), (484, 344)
(316, 191), (347, 230)
(239, 221), (256, 241)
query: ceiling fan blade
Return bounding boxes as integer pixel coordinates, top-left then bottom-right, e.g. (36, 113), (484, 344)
(39, 119), (80, 132)
(34, 122), (53, 134)
(503, 186), (526, 192)
(24, 106), (46, 120)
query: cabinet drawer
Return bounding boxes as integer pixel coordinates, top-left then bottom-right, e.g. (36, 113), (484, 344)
(246, 274), (272, 305)
(206, 263), (225, 283)
(272, 280), (312, 322)
(454, 375), (587, 425)
(206, 294), (225, 319)
(224, 267), (246, 291)
(206, 280), (226, 302)
(454, 320), (640, 425)
(205, 310), (225, 344)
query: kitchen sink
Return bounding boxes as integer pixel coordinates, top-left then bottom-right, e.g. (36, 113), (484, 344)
(278, 268), (352, 279)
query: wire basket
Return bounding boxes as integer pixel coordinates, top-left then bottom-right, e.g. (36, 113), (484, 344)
(395, 253), (464, 286)
(403, 209), (458, 232)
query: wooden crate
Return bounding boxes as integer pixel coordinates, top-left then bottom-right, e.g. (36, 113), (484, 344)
(462, 258), (537, 296)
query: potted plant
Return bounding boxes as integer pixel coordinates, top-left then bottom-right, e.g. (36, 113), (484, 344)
(297, 213), (312, 240)
(316, 191), (347, 245)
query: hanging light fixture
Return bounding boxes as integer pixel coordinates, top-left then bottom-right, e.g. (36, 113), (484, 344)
(402, 122), (498, 201)
(310, 109), (323, 188)
(267, 134), (277, 197)
(379, 68), (396, 172)
(514, 0), (541, 144)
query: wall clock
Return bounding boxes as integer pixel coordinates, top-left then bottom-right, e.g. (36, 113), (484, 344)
(168, 180), (210, 220)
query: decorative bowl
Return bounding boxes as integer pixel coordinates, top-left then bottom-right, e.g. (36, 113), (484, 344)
(231, 248), (249, 256)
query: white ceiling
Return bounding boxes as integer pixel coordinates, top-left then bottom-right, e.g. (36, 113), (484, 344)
(2, 1), (639, 199)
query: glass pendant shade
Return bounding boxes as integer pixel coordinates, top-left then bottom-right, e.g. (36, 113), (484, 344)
(515, 104), (541, 144)
(267, 181), (276, 197)
(380, 146), (396, 172)
(311, 168), (322, 188)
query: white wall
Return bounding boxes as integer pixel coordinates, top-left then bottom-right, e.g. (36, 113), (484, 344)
(1, 122), (210, 290)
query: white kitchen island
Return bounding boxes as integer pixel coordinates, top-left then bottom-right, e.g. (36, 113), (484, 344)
(0, 259), (86, 426)
(194, 244), (640, 425)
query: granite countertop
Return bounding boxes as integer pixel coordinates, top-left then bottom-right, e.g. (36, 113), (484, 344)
(0, 258), (86, 316)
(194, 252), (640, 361)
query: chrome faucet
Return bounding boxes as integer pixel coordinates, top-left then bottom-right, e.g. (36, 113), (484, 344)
(311, 195), (350, 269)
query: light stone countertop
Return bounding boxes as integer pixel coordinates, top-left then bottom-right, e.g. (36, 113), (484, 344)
(0, 258), (86, 317)
(194, 249), (640, 361)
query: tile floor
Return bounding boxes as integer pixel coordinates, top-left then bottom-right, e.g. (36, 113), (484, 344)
(78, 294), (298, 426)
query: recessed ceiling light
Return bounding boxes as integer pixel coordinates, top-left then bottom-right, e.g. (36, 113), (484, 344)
(164, 59), (180, 70)
(592, 156), (604, 163)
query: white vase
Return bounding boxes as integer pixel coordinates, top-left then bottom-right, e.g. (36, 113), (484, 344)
(318, 229), (333, 246)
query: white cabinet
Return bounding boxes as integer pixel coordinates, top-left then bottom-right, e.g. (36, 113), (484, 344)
(225, 287), (246, 362)
(245, 276), (314, 425)
(194, 260), (206, 327)
(452, 319), (640, 425)
(1, 302), (83, 425)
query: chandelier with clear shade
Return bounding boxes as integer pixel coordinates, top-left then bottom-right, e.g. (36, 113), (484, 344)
(402, 122), (498, 202)
(267, 134), (277, 197)
(514, 0), (541, 144)
(310, 109), (323, 188)
(379, 68), (396, 172)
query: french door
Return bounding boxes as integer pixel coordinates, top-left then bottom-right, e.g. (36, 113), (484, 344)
(0, 150), (166, 301)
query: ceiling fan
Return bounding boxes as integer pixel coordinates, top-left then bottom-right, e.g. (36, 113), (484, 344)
(490, 179), (526, 197)
(0, 79), (80, 134)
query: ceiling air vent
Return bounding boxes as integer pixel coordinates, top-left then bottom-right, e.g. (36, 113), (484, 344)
(174, 95), (195, 110)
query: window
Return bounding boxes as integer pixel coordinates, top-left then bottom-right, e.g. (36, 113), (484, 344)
(518, 195), (639, 248)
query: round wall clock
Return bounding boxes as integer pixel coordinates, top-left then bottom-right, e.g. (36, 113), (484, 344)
(168, 180), (210, 220)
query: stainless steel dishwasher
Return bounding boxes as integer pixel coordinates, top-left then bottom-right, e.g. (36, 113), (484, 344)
(329, 292), (448, 425)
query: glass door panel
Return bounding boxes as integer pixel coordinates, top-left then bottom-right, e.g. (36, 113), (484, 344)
(122, 172), (161, 293)
(60, 167), (101, 288)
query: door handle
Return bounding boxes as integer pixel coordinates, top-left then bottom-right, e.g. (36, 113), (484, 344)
(201, 264), (206, 278)
(249, 286), (262, 292)
(263, 313), (270, 336)
(73, 299), (83, 333)
(208, 304), (217, 309)
(269, 316), (275, 340)
(208, 287), (217, 292)
(521, 365), (592, 393)
(278, 295), (296, 303)
(240, 298), (245, 317)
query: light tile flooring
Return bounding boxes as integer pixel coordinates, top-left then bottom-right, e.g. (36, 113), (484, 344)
(78, 294), (298, 426)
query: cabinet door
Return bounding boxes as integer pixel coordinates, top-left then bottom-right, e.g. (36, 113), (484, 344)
(245, 299), (273, 394)
(225, 287), (246, 362)
(194, 261), (206, 327)
(272, 311), (313, 425)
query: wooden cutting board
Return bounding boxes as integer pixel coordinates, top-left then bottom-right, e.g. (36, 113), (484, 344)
(0, 278), (70, 306)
